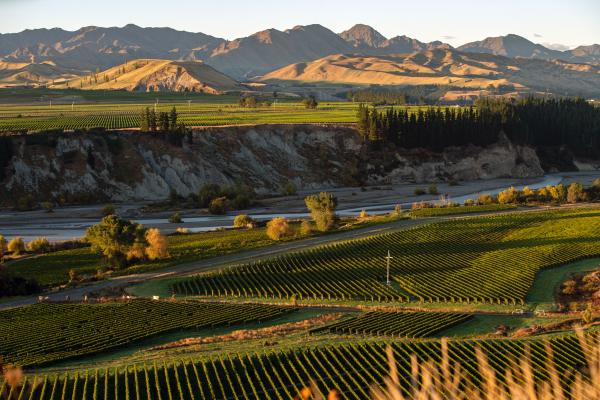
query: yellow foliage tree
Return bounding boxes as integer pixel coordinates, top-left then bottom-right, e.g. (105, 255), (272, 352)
(266, 217), (294, 240)
(145, 228), (169, 260)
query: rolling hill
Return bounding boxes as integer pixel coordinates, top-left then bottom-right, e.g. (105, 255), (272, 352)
(51, 59), (241, 93)
(259, 49), (600, 97)
(0, 61), (78, 87)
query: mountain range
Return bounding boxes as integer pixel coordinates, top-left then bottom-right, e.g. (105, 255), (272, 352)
(1, 23), (598, 81)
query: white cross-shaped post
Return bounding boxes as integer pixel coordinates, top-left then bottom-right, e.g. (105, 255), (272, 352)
(385, 250), (393, 285)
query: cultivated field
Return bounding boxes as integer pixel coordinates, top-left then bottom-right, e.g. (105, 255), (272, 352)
(309, 311), (473, 337)
(0, 301), (293, 367)
(174, 208), (600, 304)
(4, 331), (593, 400)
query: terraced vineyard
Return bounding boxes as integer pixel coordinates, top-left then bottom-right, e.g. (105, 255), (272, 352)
(5, 332), (592, 400)
(310, 311), (472, 337)
(0, 301), (294, 367)
(174, 208), (600, 304)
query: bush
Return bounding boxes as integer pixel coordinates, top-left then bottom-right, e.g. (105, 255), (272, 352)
(281, 181), (297, 196)
(266, 217), (293, 240)
(175, 227), (190, 234)
(101, 204), (116, 217)
(304, 192), (338, 232)
(209, 197), (229, 215)
(561, 280), (577, 296)
(477, 194), (495, 205)
(0, 265), (40, 297)
(567, 182), (586, 203)
(497, 187), (519, 204)
(234, 214), (256, 229)
(26, 237), (51, 253)
(428, 185), (438, 195)
(41, 202), (54, 213)
(169, 212), (183, 223)
(15, 195), (36, 211)
(145, 228), (169, 260)
(69, 269), (79, 282)
(358, 209), (368, 219)
(414, 188), (426, 196)
(198, 183), (222, 208)
(302, 96), (318, 109)
(393, 204), (402, 215)
(463, 198), (475, 206)
(7, 237), (25, 255)
(0, 235), (6, 259)
(299, 220), (313, 236)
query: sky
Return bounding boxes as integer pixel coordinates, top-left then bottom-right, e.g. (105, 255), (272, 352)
(0, 0), (599, 49)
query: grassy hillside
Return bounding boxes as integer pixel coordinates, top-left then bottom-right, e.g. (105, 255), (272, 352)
(52, 59), (241, 93)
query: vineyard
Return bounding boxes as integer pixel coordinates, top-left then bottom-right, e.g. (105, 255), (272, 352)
(0, 102), (443, 132)
(1, 332), (592, 400)
(309, 311), (472, 337)
(409, 204), (517, 217)
(173, 207), (600, 304)
(0, 301), (293, 367)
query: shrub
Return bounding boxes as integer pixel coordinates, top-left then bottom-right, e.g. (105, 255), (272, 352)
(175, 227), (190, 234)
(145, 228), (169, 260)
(567, 182), (586, 203)
(198, 183), (222, 208)
(428, 185), (438, 195)
(26, 237), (51, 253)
(393, 204), (402, 215)
(281, 181), (297, 196)
(209, 197), (229, 215)
(414, 188), (426, 196)
(561, 280), (577, 296)
(101, 204), (116, 217)
(7, 237), (25, 255)
(549, 184), (567, 203)
(304, 192), (338, 232)
(497, 187), (519, 204)
(266, 217), (293, 240)
(582, 303), (594, 324)
(463, 198), (475, 206)
(69, 269), (79, 282)
(15, 195), (36, 211)
(299, 220), (313, 236)
(477, 194), (494, 205)
(169, 212), (183, 223)
(358, 209), (368, 219)
(0, 235), (6, 258)
(41, 202), (54, 213)
(234, 214), (256, 229)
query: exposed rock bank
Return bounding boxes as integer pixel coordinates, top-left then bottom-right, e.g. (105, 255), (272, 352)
(0, 124), (560, 205)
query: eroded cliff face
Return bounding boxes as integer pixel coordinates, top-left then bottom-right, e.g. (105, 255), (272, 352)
(1, 124), (545, 204)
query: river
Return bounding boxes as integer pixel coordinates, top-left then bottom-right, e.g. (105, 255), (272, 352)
(0, 174), (568, 242)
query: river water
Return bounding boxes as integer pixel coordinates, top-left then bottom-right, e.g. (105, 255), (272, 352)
(0, 175), (565, 242)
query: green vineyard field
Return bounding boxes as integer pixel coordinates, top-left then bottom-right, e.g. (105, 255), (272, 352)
(173, 208), (600, 304)
(309, 311), (472, 337)
(0, 102), (444, 132)
(0, 301), (294, 367)
(409, 204), (517, 217)
(2, 332), (592, 400)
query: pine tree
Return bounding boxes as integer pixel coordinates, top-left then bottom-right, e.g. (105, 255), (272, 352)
(140, 108), (149, 131)
(169, 107), (178, 130)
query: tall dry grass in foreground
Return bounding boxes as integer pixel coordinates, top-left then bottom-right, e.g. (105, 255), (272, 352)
(301, 329), (599, 400)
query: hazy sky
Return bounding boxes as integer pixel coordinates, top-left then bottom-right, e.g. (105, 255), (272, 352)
(1, 0), (598, 48)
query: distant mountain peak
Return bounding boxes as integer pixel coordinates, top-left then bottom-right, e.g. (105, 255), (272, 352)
(340, 24), (387, 48)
